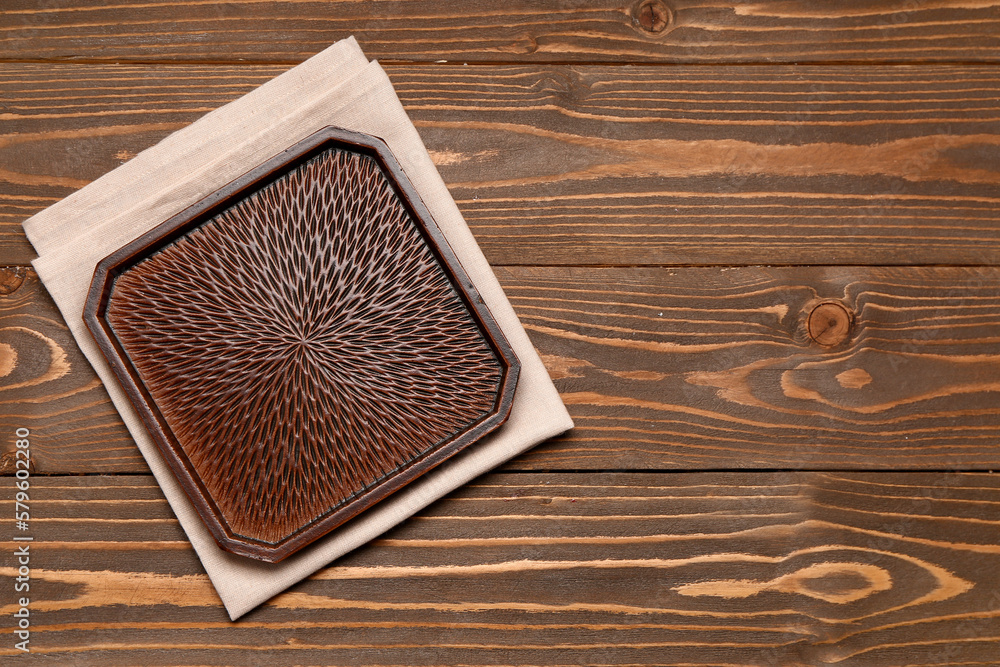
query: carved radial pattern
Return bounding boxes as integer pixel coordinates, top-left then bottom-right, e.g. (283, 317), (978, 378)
(105, 147), (503, 546)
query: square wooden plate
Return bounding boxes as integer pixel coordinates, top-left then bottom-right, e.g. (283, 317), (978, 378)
(83, 126), (520, 562)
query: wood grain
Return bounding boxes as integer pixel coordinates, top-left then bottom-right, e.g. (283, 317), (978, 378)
(0, 63), (281, 265)
(0, 268), (145, 475)
(6, 265), (1000, 473)
(1, 472), (998, 665)
(2, 0), (1000, 64)
(4, 63), (1000, 266)
(3, 2), (999, 661)
(505, 265), (1000, 470)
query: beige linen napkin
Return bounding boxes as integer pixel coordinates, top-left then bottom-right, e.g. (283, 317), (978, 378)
(22, 36), (573, 620)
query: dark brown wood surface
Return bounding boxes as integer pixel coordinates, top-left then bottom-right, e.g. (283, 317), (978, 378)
(2, 472), (1000, 664)
(2, 1), (1000, 64)
(4, 63), (1000, 267)
(2, 2), (999, 665)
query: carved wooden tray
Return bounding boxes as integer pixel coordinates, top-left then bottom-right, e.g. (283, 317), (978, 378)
(84, 127), (520, 563)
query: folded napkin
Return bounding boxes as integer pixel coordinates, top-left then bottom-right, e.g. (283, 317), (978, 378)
(22, 37), (573, 620)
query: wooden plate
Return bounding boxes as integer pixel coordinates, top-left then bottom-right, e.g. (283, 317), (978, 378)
(84, 126), (520, 563)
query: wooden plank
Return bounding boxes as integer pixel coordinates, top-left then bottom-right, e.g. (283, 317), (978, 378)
(5, 265), (1000, 473)
(2, 1), (1000, 64)
(3, 62), (1000, 266)
(1, 472), (998, 664)
(506, 265), (1000, 470)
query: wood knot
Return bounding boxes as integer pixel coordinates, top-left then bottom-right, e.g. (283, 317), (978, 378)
(633, 0), (673, 34)
(0, 450), (34, 475)
(807, 301), (853, 347)
(0, 267), (27, 296)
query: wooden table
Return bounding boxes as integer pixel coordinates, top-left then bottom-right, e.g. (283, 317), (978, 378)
(3, 2), (1000, 664)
